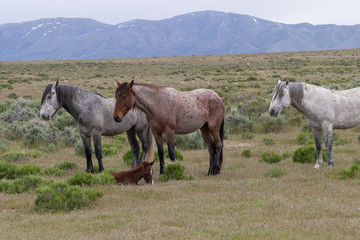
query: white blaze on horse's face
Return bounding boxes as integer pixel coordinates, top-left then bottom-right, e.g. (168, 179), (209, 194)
(40, 83), (60, 120)
(150, 168), (154, 185)
(268, 80), (291, 117)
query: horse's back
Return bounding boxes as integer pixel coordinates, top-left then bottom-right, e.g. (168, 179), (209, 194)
(172, 88), (225, 133)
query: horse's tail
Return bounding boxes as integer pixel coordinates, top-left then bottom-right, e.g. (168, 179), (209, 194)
(144, 126), (156, 163)
(219, 118), (224, 168)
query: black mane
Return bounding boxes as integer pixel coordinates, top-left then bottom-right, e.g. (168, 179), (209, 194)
(41, 84), (106, 106)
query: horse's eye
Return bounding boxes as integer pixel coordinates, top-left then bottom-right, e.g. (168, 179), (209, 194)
(47, 94), (51, 99)
(123, 95), (126, 99)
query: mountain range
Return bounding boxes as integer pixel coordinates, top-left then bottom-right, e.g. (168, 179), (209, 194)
(1, 10), (360, 61)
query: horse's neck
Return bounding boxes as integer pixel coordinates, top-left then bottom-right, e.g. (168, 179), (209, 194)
(132, 85), (160, 116)
(289, 83), (305, 113)
(59, 85), (82, 120)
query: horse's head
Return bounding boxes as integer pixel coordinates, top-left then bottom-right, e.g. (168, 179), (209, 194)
(40, 79), (61, 120)
(268, 80), (291, 117)
(113, 80), (134, 122)
(142, 160), (155, 184)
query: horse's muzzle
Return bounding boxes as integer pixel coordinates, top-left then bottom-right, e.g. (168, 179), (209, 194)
(114, 116), (122, 122)
(41, 114), (50, 120)
(269, 109), (278, 117)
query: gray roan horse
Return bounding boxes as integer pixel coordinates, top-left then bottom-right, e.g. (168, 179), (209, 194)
(269, 80), (360, 168)
(40, 80), (154, 173)
(113, 80), (225, 175)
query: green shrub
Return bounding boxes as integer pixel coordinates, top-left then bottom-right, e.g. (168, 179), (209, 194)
(67, 172), (115, 186)
(75, 140), (85, 156)
(23, 125), (46, 147)
(15, 164), (41, 178)
(242, 149), (251, 158)
(0, 160), (17, 179)
(262, 137), (275, 146)
(260, 152), (282, 164)
(0, 151), (41, 163)
(0, 100), (10, 113)
(175, 130), (206, 149)
(2, 121), (28, 140)
(292, 145), (328, 164)
(158, 163), (194, 182)
(225, 109), (253, 134)
(102, 143), (120, 157)
(254, 113), (285, 133)
(339, 164), (360, 179)
(0, 175), (45, 194)
(122, 149), (138, 166)
(7, 93), (19, 99)
(265, 168), (287, 178)
(0, 180), (12, 192)
(41, 167), (65, 177)
(34, 181), (103, 212)
(51, 110), (74, 130)
(0, 98), (37, 122)
(55, 162), (78, 170)
(332, 132), (351, 146)
(296, 132), (313, 145)
(39, 143), (59, 153)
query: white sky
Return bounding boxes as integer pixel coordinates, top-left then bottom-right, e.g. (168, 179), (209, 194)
(1, 0), (359, 26)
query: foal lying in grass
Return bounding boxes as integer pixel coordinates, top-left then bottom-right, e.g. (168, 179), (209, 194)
(111, 161), (155, 184)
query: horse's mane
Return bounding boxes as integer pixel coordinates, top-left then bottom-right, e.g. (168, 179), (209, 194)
(41, 83), (106, 105)
(289, 82), (304, 106)
(134, 83), (167, 90)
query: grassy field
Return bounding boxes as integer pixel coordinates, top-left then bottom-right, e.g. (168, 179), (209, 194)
(1, 49), (360, 239)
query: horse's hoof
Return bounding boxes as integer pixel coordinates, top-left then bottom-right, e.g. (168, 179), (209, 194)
(313, 163), (322, 169)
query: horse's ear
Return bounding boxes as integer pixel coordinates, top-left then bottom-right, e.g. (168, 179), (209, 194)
(149, 160), (155, 166)
(277, 79), (281, 85)
(55, 79), (59, 87)
(116, 79), (121, 87)
(128, 80), (134, 89)
(286, 79), (289, 85)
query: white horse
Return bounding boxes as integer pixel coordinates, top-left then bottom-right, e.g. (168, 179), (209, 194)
(268, 80), (360, 168)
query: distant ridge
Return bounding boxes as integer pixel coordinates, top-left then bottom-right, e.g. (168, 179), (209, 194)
(1, 10), (360, 61)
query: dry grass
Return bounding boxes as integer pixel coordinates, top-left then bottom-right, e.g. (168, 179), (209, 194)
(1, 49), (360, 239)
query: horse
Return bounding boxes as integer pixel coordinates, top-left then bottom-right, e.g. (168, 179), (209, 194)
(268, 79), (360, 168)
(40, 79), (155, 173)
(113, 80), (225, 175)
(111, 160), (155, 184)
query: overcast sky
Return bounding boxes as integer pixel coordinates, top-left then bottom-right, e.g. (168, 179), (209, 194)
(1, 0), (359, 26)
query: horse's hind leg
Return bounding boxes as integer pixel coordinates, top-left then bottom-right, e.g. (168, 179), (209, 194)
(92, 131), (104, 172)
(165, 129), (176, 163)
(126, 127), (140, 168)
(80, 133), (94, 173)
(209, 126), (222, 175)
(200, 125), (216, 175)
(312, 128), (323, 169)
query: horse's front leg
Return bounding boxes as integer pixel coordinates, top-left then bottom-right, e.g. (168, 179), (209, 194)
(126, 127), (140, 168)
(92, 131), (104, 172)
(153, 132), (164, 174)
(165, 129), (175, 163)
(80, 133), (94, 173)
(322, 124), (334, 167)
(312, 128), (323, 169)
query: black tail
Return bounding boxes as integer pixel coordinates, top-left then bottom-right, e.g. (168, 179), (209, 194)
(219, 119), (224, 168)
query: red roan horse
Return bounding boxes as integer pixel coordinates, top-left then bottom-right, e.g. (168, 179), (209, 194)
(113, 80), (225, 175)
(111, 160), (155, 184)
